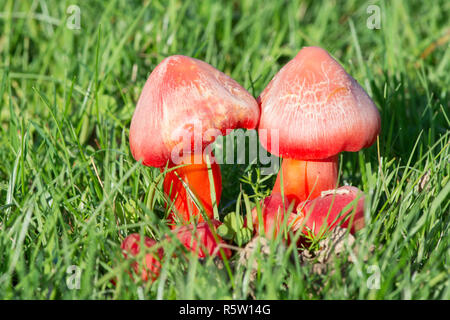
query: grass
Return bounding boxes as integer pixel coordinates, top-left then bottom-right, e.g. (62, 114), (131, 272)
(0, 0), (449, 299)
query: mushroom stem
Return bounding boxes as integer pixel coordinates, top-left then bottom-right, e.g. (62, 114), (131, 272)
(271, 155), (339, 205)
(163, 153), (222, 229)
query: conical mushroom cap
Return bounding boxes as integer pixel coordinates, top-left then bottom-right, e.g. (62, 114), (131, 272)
(258, 46), (381, 160)
(130, 55), (259, 167)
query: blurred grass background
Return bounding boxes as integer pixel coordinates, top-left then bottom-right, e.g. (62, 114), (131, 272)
(0, 0), (448, 299)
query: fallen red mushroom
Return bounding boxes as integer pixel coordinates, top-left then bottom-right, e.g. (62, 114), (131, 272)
(120, 233), (164, 283)
(258, 47), (381, 205)
(293, 186), (365, 237)
(129, 55), (259, 227)
(172, 220), (232, 260)
(251, 193), (300, 240)
(252, 186), (365, 242)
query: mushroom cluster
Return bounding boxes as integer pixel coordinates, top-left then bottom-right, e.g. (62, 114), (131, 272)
(120, 47), (380, 283)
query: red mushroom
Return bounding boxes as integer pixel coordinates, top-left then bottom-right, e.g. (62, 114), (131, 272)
(293, 186), (365, 236)
(251, 193), (301, 240)
(172, 220), (232, 259)
(129, 55), (259, 226)
(252, 186), (365, 243)
(258, 47), (380, 205)
(120, 234), (164, 283)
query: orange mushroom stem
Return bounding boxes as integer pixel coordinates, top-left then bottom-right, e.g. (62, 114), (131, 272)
(271, 155), (339, 205)
(163, 152), (222, 228)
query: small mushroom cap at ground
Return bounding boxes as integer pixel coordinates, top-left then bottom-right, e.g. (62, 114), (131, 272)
(258, 46), (381, 161)
(295, 185), (365, 236)
(172, 220), (232, 259)
(129, 55), (260, 168)
(251, 193), (302, 240)
(120, 234), (164, 282)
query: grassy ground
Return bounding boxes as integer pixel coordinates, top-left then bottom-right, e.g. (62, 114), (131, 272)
(0, 0), (449, 299)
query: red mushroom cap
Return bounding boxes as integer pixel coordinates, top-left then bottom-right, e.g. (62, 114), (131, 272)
(172, 220), (232, 259)
(251, 194), (301, 239)
(121, 234), (164, 282)
(258, 46), (381, 160)
(130, 55), (259, 167)
(295, 185), (365, 236)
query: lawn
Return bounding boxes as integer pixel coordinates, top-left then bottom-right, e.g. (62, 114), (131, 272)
(0, 0), (448, 300)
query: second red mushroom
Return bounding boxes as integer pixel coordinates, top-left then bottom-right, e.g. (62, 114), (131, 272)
(258, 46), (381, 205)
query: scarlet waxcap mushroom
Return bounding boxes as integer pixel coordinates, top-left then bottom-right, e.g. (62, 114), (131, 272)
(130, 55), (260, 168)
(251, 186), (364, 243)
(172, 220), (232, 259)
(251, 193), (302, 240)
(294, 186), (365, 236)
(258, 47), (380, 203)
(121, 234), (164, 283)
(129, 55), (259, 226)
